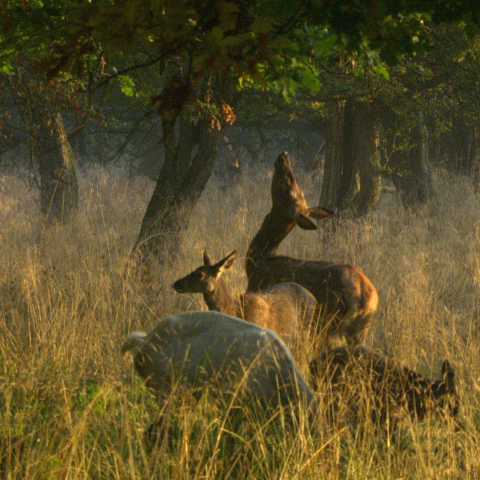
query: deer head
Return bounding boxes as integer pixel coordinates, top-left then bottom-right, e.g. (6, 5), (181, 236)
(432, 360), (461, 425)
(172, 251), (237, 294)
(271, 152), (334, 230)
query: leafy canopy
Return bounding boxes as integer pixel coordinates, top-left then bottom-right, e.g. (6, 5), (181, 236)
(1, 0), (479, 108)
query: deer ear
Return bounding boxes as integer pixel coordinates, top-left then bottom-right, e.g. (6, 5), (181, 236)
(216, 250), (237, 273)
(297, 213), (318, 230)
(441, 360), (456, 392)
(308, 207), (335, 220)
(203, 251), (214, 266)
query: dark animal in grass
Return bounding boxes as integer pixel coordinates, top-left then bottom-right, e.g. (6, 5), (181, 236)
(309, 346), (462, 440)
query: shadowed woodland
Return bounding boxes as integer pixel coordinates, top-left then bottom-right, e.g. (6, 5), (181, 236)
(1, 1), (480, 479)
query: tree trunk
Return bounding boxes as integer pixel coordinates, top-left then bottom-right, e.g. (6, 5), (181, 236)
(132, 73), (236, 271)
(320, 100), (382, 215)
(352, 102), (382, 214)
(320, 101), (345, 209)
(387, 111), (436, 208)
(338, 100), (358, 208)
(34, 112), (79, 222)
(132, 111), (222, 267)
(408, 111), (435, 204)
(439, 121), (478, 176)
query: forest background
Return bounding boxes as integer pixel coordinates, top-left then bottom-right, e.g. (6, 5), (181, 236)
(1, 1), (480, 478)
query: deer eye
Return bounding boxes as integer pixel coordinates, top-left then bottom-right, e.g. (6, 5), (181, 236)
(195, 271), (206, 280)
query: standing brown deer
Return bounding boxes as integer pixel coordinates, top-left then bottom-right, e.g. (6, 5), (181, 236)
(172, 250), (317, 348)
(246, 152), (378, 347)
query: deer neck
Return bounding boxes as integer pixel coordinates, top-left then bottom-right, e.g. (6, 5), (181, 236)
(247, 209), (296, 261)
(203, 279), (238, 317)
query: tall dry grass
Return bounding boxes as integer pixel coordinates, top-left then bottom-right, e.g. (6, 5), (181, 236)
(0, 163), (479, 479)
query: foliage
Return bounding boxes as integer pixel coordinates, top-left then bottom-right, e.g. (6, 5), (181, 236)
(2, 1), (480, 108)
(1, 0), (480, 172)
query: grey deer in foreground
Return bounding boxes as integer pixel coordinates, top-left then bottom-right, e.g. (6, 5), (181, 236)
(309, 346), (462, 441)
(122, 311), (320, 430)
(246, 152), (379, 347)
(173, 250), (316, 348)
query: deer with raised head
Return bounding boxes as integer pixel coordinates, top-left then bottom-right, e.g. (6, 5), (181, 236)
(246, 151), (378, 347)
(309, 346), (462, 440)
(172, 250), (316, 348)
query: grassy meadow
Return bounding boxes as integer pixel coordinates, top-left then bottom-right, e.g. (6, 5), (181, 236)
(0, 163), (479, 479)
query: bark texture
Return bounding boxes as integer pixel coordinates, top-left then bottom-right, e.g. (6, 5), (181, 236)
(34, 112), (78, 222)
(352, 102), (382, 215)
(133, 117), (221, 263)
(133, 76), (235, 268)
(320, 101), (345, 209)
(320, 100), (382, 215)
(387, 110), (436, 208)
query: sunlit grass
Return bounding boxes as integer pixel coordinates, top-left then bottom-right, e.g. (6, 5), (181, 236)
(0, 164), (479, 479)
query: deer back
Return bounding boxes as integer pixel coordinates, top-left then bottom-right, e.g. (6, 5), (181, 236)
(122, 311), (320, 422)
(240, 282), (316, 347)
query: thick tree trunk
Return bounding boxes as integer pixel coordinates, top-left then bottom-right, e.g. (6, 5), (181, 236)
(352, 102), (382, 214)
(439, 121), (478, 176)
(320, 100), (382, 214)
(338, 100), (358, 208)
(132, 114), (222, 266)
(320, 101), (345, 209)
(387, 111), (436, 208)
(408, 111), (435, 203)
(132, 74), (236, 270)
(34, 112), (79, 222)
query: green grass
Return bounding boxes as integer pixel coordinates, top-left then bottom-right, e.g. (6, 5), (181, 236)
(0, 164), (479, 479)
